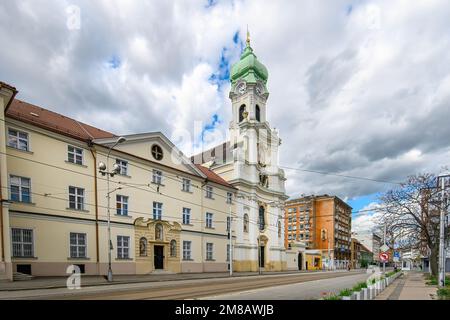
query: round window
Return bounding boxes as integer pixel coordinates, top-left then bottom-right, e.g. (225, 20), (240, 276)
(151, 144), (163, 160)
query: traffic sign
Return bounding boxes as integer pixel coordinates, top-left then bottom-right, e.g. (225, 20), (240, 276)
(393, 251), (400, 262)
(380, 244), (389, 252)
(379, 252), (389, 262)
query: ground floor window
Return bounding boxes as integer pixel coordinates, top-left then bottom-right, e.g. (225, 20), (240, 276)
(117, 236), (130, 259)
(70, 233), (87, 258)
(183, 241), (191, 260)
(206, 243), (214, 260)
(11, 228), (33, 257)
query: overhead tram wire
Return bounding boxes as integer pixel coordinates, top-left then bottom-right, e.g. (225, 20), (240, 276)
(0, 149), (409, 228)
(0, 116), (404, 214)
(279, 165), (403, 185)
(0, 153), (280, 229)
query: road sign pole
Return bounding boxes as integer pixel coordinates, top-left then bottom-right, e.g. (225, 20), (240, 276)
(383, 225), (386, 274)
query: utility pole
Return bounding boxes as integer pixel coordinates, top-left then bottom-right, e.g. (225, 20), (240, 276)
(438, 173), (449, 288)
(383, 224), (386, 275)
(229, 206), (233, 277)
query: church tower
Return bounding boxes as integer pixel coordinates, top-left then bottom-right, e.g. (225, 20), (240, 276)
(227, 31), (288, 272)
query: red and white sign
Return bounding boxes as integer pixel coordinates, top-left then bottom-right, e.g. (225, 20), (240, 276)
(379, 252), (389, 262)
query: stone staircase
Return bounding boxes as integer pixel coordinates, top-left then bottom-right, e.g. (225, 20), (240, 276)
(13, 272), (34, 281)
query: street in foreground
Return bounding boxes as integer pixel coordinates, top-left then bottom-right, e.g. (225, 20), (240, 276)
(0, 270), (365, 300)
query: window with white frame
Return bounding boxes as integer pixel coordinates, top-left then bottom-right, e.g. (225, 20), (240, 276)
(152, 169), (162, 185)
(67, 145), (83, 165)
(70, 233), (87, 258)
(117, 236), (130, 259)
(9, 175), (31, 203)
(69, 186), (85, 210)
(115, 159), (128, 175)
(153, 202), (162, 220)
(226, 192), (233, 204)
(206, 212), (213, 228)
(183, 241), (191, 260)
(227, 244), (230, 262)
(206, 242), (214, 260)
(116, 195), (129, 216)
(8, 128), (29, 151)
(205, 185), (213, 199)
(182, 207), (191, 224)
(182, 178), (191, 192)
(227, 217), (231, 232)
(11, 228), (33, 257)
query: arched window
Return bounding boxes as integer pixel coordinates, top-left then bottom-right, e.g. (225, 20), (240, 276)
(255, 105), (260, 122)
(239, 105), (246, 123)
(170, 240), (177, 257)
(258, 206), (265, 231)
(155, 223), (163, 241)
(243, 214), (249, 233)
(278, 221), (282, 238)
(139, 237), (147, 256)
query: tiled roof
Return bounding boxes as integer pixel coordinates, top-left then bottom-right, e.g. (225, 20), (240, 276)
(195, 164), (236, 189)
(6, 99), (115, 141)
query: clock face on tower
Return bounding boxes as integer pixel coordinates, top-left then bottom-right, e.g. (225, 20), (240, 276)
(237, 82), (246, 95)
(255, 84), (263, 95)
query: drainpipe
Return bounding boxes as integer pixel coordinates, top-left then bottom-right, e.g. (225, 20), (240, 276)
(201, 181), (206, 273)
(88, 144), (100, 274)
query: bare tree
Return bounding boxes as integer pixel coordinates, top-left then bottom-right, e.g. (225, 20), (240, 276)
(377, 173), (448, 276)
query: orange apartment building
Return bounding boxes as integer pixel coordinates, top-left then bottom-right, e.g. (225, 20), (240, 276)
(285, 195), (352, 269)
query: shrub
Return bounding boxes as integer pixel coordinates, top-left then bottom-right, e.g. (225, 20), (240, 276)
(339, 288), (353, 297)
(426, 276), (450, 286)
(352, 282), (368, 291)
(437, 288), (450, 300)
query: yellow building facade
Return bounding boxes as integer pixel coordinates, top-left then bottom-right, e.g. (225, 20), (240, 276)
(0, 83), (237, 279)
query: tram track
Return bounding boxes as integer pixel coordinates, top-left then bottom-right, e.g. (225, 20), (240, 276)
(66, 270), (364, 300)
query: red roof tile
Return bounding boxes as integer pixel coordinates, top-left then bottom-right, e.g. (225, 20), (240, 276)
(6, 99), (115, 141)
(195, 164), (236, 189)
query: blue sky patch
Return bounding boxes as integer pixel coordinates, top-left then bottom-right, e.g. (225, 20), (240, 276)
(346, 4), (353, 15)
(108, 55), (121, 69)
(205, 0), (218, 8)
(201, 114), (221, 142)
(209, 47), (231, 90)
(348, 192), (380, 214)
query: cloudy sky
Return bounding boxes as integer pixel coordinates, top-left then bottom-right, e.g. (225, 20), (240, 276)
(1, 0), (450, 235)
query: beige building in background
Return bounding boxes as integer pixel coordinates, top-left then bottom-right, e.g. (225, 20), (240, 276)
(0, 81), (237, 279)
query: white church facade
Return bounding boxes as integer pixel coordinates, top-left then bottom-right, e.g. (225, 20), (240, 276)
(193, 35), (288, 271)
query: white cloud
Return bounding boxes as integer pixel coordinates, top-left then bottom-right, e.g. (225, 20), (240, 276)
(1, 0), (450, 204)
(352, 202), (384, 237)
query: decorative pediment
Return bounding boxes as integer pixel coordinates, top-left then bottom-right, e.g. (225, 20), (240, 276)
(93, 132), (206, 178)
(134, 217), (182, 232)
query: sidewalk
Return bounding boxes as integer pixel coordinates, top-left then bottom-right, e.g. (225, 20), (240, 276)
(0, 269), (352, 292)
(375, 271), (436, 300)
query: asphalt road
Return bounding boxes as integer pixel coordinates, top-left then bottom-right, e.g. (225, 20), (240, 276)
(0, 270), (368, 300)
(202, 272), (371, 300)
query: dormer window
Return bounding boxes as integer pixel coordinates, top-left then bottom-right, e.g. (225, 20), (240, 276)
(151, 144), (163, 160)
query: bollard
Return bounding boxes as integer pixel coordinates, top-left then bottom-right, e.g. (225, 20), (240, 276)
(362, 288), (368, 300)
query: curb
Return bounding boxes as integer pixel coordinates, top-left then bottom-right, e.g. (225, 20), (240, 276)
(322, 271), (403, 300)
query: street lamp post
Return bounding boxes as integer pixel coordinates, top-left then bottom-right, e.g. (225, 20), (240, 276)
(438, 172), (450, 288)
(228, 206), (233, 277)
(98, 136), (127, 282)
